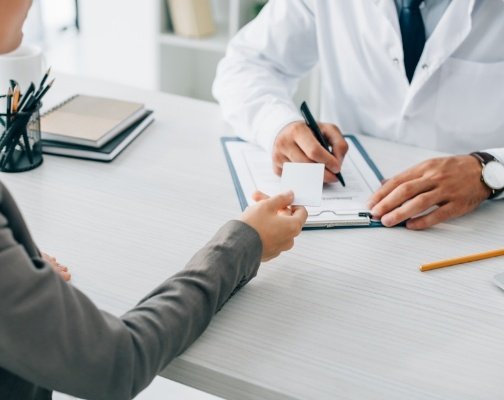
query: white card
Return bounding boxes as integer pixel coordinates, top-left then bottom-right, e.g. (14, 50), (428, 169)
(281, 162), (324, 206)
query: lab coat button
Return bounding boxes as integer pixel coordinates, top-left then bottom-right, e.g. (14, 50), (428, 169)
(422, 63), (429, 71)
(392, 57), (399, 65)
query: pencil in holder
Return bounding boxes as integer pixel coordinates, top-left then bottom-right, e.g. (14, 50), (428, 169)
(0, 101), (43, 172)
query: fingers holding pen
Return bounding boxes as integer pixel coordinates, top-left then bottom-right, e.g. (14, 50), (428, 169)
(320, 122), (348, 169)
(273, 121), (347, 184)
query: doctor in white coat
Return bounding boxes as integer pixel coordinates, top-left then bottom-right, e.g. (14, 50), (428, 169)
(213, 0), (504, 229)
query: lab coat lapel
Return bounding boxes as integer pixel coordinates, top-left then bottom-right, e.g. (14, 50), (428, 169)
(371, 0), (401, 38)
(405, 0), (475, 106)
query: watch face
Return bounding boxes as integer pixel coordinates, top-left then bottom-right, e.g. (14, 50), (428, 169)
(483, 161), (504, 190)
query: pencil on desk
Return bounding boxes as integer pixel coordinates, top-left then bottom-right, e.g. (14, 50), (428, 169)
(420, 248), (504, 272)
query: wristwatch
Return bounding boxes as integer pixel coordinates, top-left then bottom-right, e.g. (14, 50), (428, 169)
(470, 152), (504, 199)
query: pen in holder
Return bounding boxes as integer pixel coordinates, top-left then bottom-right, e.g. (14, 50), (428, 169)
(0, 101), (43, 172)
(0, 70), (53, 173)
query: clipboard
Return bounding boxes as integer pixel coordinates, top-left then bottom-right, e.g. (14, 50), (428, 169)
(221, 135), (385, 229)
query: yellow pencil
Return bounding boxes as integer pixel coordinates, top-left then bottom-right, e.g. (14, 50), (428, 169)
(12, 85), (20, 113)
(420, 248), (504, 272)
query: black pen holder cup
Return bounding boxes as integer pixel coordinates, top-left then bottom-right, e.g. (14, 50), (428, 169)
(0, 102), (43, 172)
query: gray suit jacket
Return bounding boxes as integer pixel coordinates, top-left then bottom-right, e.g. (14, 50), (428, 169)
(0, 181), (262, 399)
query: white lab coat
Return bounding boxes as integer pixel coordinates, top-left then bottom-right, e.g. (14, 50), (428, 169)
(213, 0), (504, 164)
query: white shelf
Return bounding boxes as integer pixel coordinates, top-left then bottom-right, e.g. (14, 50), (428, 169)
(156, 0), (319, 108)
(157, 0), (263, 101)
(158, 24), (229, 53)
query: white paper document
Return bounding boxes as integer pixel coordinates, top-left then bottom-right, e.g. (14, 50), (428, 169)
(222, 136), (384, 228)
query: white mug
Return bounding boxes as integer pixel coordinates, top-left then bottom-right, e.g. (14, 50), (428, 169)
(0, 45), (45, 110)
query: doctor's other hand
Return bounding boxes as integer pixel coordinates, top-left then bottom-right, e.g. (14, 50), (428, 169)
(368, 155), (490, 230)
(273, 121), (348, 184)
(240, 191), (307, 262)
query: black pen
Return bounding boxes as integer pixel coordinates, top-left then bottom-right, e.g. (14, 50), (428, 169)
(33, 78), (55, 105)
(38, 67), (51, 93)
(0, 116), (25, 166)
(6, 87), (12, 128)
(24, 78), (55, 112)
(17, 82), (35, 112)
(300, 101), (346, 187)
(11, 84), (35, 163)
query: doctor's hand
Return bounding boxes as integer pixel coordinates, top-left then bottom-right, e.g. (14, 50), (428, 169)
(368, 155), (490, 230)
(240, 191), (307, 262)
(273, 121), (348, 184)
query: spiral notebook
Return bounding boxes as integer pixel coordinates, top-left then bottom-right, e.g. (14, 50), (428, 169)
(222, 136), (385, 229)
(40, 95), (148, 148)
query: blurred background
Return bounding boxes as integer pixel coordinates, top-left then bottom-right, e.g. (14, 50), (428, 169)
(23, 0), (317, 106)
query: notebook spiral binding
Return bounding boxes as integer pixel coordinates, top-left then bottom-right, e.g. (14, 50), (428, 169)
(40, 94), (79, 118)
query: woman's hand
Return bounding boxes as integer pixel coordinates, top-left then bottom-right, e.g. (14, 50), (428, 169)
(42, 252), (71, 282)
(240, 191), (308, 261)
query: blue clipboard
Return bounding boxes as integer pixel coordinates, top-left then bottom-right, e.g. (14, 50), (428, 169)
(221, 135), (385, 230)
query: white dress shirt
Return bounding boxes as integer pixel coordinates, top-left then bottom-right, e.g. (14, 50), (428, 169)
(213, 0), (504, 169)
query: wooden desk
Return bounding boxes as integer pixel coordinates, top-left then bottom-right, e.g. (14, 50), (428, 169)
(2, 74), (504, 400)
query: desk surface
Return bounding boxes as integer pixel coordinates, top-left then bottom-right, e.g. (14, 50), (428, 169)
(2, 74), (504, 400)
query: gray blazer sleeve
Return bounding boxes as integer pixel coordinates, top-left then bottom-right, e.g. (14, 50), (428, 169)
(0, 182), (262, 400)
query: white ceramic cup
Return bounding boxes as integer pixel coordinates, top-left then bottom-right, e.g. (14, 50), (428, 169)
(0, 45), (45, 110)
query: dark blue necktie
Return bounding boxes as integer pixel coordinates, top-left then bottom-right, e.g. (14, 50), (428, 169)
(399, 0), (426, 82)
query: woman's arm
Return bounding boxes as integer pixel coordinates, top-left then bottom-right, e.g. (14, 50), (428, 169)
(0, 183), (305, 399)
(0, 182), (261, 399)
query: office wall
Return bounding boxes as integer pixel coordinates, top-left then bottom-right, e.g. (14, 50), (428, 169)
(36, 0), (158, 90)
(78, 0), (157, 89)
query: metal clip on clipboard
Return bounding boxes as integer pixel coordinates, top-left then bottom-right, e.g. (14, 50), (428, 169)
(307, 210), (379, 228)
